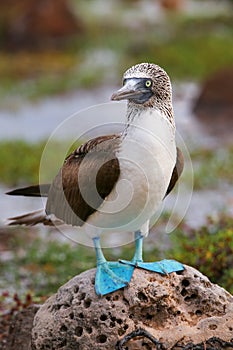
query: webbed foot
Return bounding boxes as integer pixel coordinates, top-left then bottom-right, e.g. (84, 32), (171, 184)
(120, 259), (184, 274)
(95, 261), (134, 296)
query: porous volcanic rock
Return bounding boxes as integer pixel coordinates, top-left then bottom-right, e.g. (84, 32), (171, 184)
(31, 266), (233, 350)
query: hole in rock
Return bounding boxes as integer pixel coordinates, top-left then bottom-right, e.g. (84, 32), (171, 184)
(52, 304), (61, 311)
(74, 286), (79, 293)
(195, 309), (202, 316)
(84, 299), (92, 308)
(97, 334), (107, 343)
(138, 291), (148, 302)
(146, 313), (153, 320)
(209, 324), (217, 330)
(86, 327), (92, 334)
(184, 293), (198, 302)
(182, 279), (190, 287)
(80, 293), (86, 300)
(116, 318), (123, 325)
(191, 293), (198, 299)
(100, 314), (108, 321)
(75, 326), (83, 337)
(181, 288), (187, 296)
(60, 325), (67, 332)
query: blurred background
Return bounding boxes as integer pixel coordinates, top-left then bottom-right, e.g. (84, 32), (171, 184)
(0, 0), (233, 329)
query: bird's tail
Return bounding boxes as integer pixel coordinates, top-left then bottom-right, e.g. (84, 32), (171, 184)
(6, 184), (50, 197)
(8, 209), (54, 226)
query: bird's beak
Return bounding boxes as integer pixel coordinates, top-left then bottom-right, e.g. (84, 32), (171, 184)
(111, 79), (142, 101)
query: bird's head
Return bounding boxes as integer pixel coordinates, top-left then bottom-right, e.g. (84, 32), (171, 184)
(111, 63), (173, 119)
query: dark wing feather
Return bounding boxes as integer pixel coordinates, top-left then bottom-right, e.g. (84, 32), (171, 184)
(6, 184), (50, 197)
(46, 134), (121, 226)
(165, 147), (184, 197)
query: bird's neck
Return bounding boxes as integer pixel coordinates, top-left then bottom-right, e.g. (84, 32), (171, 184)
(122, 102), (175, 140)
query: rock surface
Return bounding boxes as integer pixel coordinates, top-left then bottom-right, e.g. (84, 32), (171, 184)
(31, 265), (233, 349)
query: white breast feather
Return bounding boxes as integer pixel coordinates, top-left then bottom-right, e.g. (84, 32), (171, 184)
(84, 110), (176, 237)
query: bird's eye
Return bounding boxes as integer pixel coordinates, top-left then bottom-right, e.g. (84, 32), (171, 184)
(145, 80), (152, 88)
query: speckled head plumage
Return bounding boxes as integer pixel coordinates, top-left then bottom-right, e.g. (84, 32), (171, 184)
(124, 63), (172, 101)
(124, 62), (169, 80)
(112, 63), (174, 126)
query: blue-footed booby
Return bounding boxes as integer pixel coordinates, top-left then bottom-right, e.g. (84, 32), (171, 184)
(7, 63), (184, 295)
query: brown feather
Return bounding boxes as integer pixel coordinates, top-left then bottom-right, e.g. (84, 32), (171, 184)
(8, 209), (57, 226)
(7, 144), (183, 227)
(165, 147), (184, 197)
(46, 134), (121, 226)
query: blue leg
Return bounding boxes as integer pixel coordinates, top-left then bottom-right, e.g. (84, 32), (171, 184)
(120, 231), (184, 274)
(93, 237), (135, 296)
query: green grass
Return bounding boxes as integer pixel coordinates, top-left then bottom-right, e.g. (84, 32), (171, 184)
(1, 212), (232, 296)
(190, 146), (233, 189)
(0, 228), (94, 296)
(0, 234), (103, 296)
(0, 140), (45, 186)
(15, 240), (95, 296)
(168, 213), (233, 294)
(0, 139), (83, 186)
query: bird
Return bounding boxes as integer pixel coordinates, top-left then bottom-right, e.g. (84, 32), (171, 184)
(7, 63), (184, 296)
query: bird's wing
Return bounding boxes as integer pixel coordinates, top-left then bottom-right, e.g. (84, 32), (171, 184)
(165, 147), (184, 197)
(46, 134), (121, 226)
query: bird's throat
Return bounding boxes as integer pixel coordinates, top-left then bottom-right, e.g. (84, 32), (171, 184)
(122, 105), (175, 143)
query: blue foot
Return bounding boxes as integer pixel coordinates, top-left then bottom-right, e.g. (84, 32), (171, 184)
(95, 261), (135, 296)
(120, 259), (184, 274)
